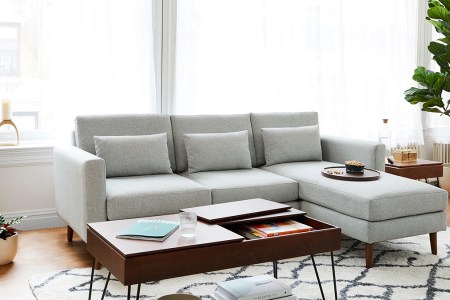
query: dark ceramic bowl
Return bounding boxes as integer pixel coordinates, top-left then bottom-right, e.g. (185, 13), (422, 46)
(345, 163), (365, 174)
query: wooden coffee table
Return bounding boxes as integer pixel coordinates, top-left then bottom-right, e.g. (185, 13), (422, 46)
(87, 200), (341, 300)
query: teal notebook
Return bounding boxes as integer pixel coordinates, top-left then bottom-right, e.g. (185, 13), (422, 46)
(116, 219), (179, 241)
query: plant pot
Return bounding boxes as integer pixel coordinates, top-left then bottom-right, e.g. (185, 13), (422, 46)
(0, 233), (18, 266)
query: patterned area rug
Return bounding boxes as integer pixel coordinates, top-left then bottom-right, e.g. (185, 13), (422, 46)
(29, 232), (450, 300)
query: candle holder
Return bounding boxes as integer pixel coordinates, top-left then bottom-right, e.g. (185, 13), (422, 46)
(0, 119), (19, 146)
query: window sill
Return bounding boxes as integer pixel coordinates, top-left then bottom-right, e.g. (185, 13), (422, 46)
(0, 143), (54, 167)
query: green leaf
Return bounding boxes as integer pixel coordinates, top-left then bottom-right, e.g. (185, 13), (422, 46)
(443, 76), (450, 91)
(412, 66), (430, 87)
(423, 107), (443, 113)
(404, 87), (432, 104)
(429, 73), (445, 95)
(428, 97), (445, 107)
(441, 0), (450, 10)
(429, 0), (440, 8)
(439, 35), (450, 44)
(429, 41), (447, 55)
(428, 6), (449, 20)
(435, 52), (450, 72)
(428, 19), (450, 35)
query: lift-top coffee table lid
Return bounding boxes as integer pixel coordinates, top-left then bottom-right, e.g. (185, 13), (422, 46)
(180, 198), (292, 223)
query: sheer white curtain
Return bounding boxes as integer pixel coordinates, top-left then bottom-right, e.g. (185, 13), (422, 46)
(44, 0), (157, 140)
(172, 0), (423, 145)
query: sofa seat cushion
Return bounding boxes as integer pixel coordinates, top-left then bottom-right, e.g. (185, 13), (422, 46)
(183, 168), (298, 204)
(262, 161), (448, 222)
(106, 174), (211, 220)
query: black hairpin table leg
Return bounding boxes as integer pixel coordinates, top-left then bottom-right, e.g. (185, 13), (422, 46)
(273, 261), (278, 278)
(101, 272), (111, 300)
(311, 255), (325, 300)
(88, 258), (96, 300)
(137, 284), (141, 300)
(331, 251), (337, 300)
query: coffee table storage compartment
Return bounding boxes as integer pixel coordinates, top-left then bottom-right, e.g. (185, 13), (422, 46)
(221, 214), (341, 265)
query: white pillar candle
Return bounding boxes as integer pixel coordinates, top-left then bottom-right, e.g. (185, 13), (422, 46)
(2, 99), (11, 120)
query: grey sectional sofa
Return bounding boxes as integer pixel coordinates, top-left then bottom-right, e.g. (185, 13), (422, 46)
(54, 112), (448, 268)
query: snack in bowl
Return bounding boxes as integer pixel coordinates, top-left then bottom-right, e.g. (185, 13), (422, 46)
(345, 160), (365, 174)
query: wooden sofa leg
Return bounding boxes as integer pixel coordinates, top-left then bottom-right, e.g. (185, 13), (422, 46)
(67, 226), (74, 242)
(430, 232), (437, 255)
(365, 243), (373, 268)
(95, 260), (102, 270)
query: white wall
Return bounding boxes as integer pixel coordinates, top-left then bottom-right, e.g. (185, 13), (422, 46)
(0, 145), (65, 230)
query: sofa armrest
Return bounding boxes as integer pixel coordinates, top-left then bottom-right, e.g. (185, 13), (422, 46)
(54, 146), (106, 241)
(321, 135), (386, 171)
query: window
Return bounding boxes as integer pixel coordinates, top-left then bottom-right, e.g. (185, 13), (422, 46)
(0, 23), (20, 77)
(0, 0), (427, 146)
(0, 0), (158, 142)
(172, 0), (424, 145)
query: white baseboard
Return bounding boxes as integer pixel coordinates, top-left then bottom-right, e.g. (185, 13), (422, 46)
(3, 208), (66, 231)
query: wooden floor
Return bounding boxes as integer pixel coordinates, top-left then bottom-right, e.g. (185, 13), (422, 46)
(2, 200), (450, 299)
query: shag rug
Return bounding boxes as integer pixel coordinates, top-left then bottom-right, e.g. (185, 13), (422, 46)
(29, 232), (450, 300)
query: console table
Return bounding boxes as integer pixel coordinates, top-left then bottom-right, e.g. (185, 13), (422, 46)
(87, 200), (341, 300)
(385, 159), (443, 187)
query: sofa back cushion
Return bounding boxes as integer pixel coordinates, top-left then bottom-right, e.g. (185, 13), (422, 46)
(251, 112), (319, 166)
(171, 114), (257, 172)
(94, 133), (173, 177)
(75, 114), (177, 171)
(184, 131), (253, 173)
(262, 125), (322, 166)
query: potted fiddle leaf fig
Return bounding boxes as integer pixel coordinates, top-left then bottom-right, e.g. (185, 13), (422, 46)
(404, 0), (450, 115)
(0, 214), (25, 266)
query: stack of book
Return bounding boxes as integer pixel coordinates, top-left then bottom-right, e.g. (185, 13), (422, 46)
(237, 219), (312, 240)
(214, 275), (295, 300)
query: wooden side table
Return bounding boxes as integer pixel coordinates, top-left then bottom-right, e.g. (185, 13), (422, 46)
(385, 159), (443, 187)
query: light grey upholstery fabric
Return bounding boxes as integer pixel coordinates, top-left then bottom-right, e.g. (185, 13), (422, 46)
(106, 174), (211, 220)
(75, 114), (177, 171)
(250, 112), (319, 166)
(171, 114), (257, 172)
(262, 126), (322, 166)
(183, 168), (298, 204)
(321, 135), (385, 171)
(54, 146), (106, 241)
(301, 201), (447, 243)
(94, 134), (172, 177)
(184, 131), (252, 173)
(262, 161), (448, 221)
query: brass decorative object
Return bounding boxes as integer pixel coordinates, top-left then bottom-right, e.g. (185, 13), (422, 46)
(0, 119), (19, 146)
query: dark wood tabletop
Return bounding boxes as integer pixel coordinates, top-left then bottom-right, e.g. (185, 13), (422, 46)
(386, 159), (443, 168)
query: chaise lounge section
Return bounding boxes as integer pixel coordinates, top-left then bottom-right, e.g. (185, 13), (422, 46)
(54, 112), (448, 268)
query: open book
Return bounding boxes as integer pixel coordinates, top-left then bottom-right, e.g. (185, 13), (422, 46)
(243, 219), (312, 238)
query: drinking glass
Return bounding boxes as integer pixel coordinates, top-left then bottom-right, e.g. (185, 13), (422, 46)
(179, 212), (197, 238)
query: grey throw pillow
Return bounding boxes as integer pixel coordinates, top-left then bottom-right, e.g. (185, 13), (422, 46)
(261, 125), (322, 166)
(94, 133), (173, 177)
(184, 131), (252, 173)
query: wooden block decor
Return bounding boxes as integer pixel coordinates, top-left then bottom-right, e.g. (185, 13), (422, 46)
(393, 149), (417, 162)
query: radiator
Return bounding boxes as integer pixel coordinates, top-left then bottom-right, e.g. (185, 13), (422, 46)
(433, 143), (450, 163)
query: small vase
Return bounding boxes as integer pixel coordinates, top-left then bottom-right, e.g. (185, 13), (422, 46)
(0, 233), (19, 266)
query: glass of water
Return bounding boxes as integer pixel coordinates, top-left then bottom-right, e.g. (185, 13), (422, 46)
(179, 212), (197, 238)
